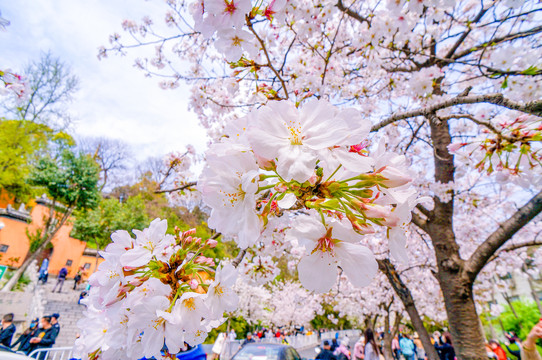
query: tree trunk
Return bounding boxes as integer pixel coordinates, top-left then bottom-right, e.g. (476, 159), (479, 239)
(382, 313), (393, 360)
(526, 273), (542, 315)
(94, 244), (101, 273)
(1, 206), (73, 292)
(426, 116), (488, 359)
(378, 259), (440, 360)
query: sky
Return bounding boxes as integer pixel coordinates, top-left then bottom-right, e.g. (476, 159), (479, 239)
(0, 0), (208, 163)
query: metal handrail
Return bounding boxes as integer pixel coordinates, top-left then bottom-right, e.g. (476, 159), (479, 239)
(28, 346), (75, 360)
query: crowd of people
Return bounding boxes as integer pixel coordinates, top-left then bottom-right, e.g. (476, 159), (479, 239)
(0, 312), (63, 357)
(315, 321), (542, 360)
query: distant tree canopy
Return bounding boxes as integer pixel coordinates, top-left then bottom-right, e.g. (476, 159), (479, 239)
(0, 119), (74, 201)
(74, 173), (233, 259)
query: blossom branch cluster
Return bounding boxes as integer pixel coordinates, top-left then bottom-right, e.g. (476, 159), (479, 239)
(75, 219), (239, 360)
(198, 99), (423, 294)
(0, 68), (28, 98)
(449, 113), (542, 187)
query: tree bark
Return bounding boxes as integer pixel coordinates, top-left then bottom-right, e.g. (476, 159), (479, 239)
(378, 259), (440, 360)
(1, 206), (74, 292)
(382, 311), (394, 360)
(426, 116), (489, 359)
(526, 273), (542, 315)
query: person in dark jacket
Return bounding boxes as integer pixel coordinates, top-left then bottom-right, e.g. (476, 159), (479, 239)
(0, 313), (16, 347)
(52, 267), (68, 293)
(50, 313), (61, 341)
(11, 318), (39, 354)
(434, 332), (455, 360)
(28, 316), (56, 359)
(317, 340), (338, 360)
(241, 333), (256, 347)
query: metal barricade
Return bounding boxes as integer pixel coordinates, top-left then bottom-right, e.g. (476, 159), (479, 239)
(28, 347), (76, 360)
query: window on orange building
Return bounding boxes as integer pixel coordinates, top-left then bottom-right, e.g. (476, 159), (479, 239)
(66, 259), (73, 266)
(0, 244), (8, 253)
(83, 263), (91, 270)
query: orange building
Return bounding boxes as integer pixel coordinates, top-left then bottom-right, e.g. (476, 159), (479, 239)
(0, 194), (102, 279)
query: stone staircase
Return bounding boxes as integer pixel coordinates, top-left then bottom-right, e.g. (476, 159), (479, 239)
(40, 276), (86, 347)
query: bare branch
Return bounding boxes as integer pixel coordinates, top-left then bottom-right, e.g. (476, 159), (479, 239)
(452, 25), (542, 60)
(465, 190), (542, 282)
(488, 240), (542, 263)
(371, 93), (542, 132)
(154, 181), (197, 194)
(443, 5), (490, 60)
(232, 249), (247, 268)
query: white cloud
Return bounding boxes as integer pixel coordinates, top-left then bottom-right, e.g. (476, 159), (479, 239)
(0, 0), (208, 162)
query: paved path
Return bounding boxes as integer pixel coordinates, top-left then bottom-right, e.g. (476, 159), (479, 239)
(40, 276), (86, 347)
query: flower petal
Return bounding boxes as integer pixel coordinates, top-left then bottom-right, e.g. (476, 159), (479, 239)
(297, 251), (338, 293)
(335, 242), (377, 288)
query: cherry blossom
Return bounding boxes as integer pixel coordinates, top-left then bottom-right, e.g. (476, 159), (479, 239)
(75, 222), (236, 360)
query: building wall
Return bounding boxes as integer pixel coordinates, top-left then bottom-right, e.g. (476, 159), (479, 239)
(78, 254), (104, 279)
(0, 216), (31, 267)
(0, 200), (95, 279)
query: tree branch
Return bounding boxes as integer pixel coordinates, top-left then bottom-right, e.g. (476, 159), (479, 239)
(232, 249), (247, 268)
(452, 25), (542, 60)
(411, 211), (429, 233)
(371, 93), (542, 132)
(154, 181), (197, 194)
(336, 0), (370, 25)
(487, 240), (542, 263)
(443, 5), (489, 60)
(465, 190), (542, 282)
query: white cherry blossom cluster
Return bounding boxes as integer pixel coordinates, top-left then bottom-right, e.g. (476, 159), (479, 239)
(75, 219), (239, 360)
(198, 99), (420, 293)
(238, 255), (281, 285)
(189, 0), (287, 62)
(0, 68), (28, 98)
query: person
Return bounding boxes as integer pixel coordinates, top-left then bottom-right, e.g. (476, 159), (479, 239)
(228, 329), (236, 341)
(364, 328), (381, 360)
(0, 313), (16, 347)
(52, 267), (68, 293)
(412, 333), (425, 360)
(50, 313), (61, 341)
(241, 332), (255, 347)
(331, 337), (339, 352)
(399, 334), (416, 360)
(505, 332), (522, 360)
(486, 343), (498, 359)
(280, 333), (289, 344)
(353, 336), (365, 360)
(211, 332), (225, 360)
(38, 257), (49, 284)
(342, 334), (350, 348)
(391, 335), (401, 360)
(521, 320), (542, 360)
(28, 316), (57, 359)
(73, 268), (83, 290)
(488, 340), (507, 360)
(11, 318), (39, 354)
(434, 332), (455, 360)
(334, 340), (351, 360)
(317, 340), (338, 360)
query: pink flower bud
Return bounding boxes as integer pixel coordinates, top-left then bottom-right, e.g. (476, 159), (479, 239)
(447, 143), (465, 153)
(206, 239), (218, 248)
(363, 204), (391, 219)
(379, 166), (412, 188)
(184, 228), (197, 236)
(255, 154), (275, 170)
(189, 279), (199, 289)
